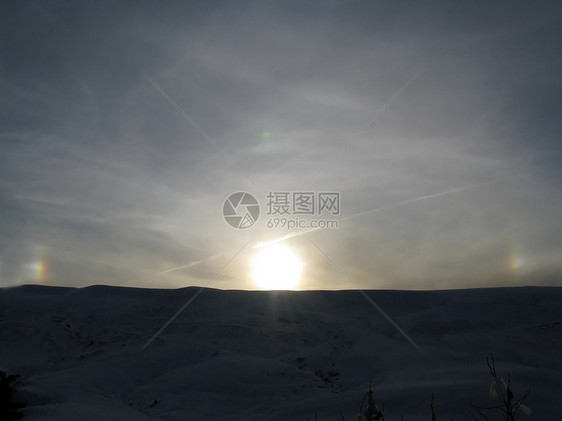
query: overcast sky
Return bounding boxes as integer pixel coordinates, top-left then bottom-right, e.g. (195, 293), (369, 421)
(1, 1), (561, 290)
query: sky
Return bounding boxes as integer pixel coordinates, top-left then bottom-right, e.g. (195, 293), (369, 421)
(1, 1), (561, 290)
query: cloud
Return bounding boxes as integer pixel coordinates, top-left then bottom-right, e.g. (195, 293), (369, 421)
(1, 1), (560, 289)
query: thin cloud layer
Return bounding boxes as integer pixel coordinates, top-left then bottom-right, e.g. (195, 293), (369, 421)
(1, 1), (560, 289)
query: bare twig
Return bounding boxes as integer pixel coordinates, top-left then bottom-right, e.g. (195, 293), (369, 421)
(486, 354), (497, 377)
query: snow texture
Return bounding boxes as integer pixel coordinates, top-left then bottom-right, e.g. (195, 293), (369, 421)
(1, 285), (560, 420)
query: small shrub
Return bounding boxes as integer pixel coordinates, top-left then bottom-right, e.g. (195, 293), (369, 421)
(358, 381), (384, 421)
(0, 371), (24, 420)
(470, 354), (531, 421)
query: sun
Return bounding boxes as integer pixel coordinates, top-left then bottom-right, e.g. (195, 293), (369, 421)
(251, 244), (303, 290)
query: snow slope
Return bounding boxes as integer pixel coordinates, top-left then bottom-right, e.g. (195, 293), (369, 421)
(1, 285), (560, 420)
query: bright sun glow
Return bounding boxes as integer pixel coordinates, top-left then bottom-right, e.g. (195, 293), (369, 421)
(251, 244), (303, 290)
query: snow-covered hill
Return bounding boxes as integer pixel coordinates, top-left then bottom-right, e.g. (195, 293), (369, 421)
(1, 285), (560, 420)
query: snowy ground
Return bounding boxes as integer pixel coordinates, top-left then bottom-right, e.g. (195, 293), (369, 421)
(1, 285), (560, 420)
